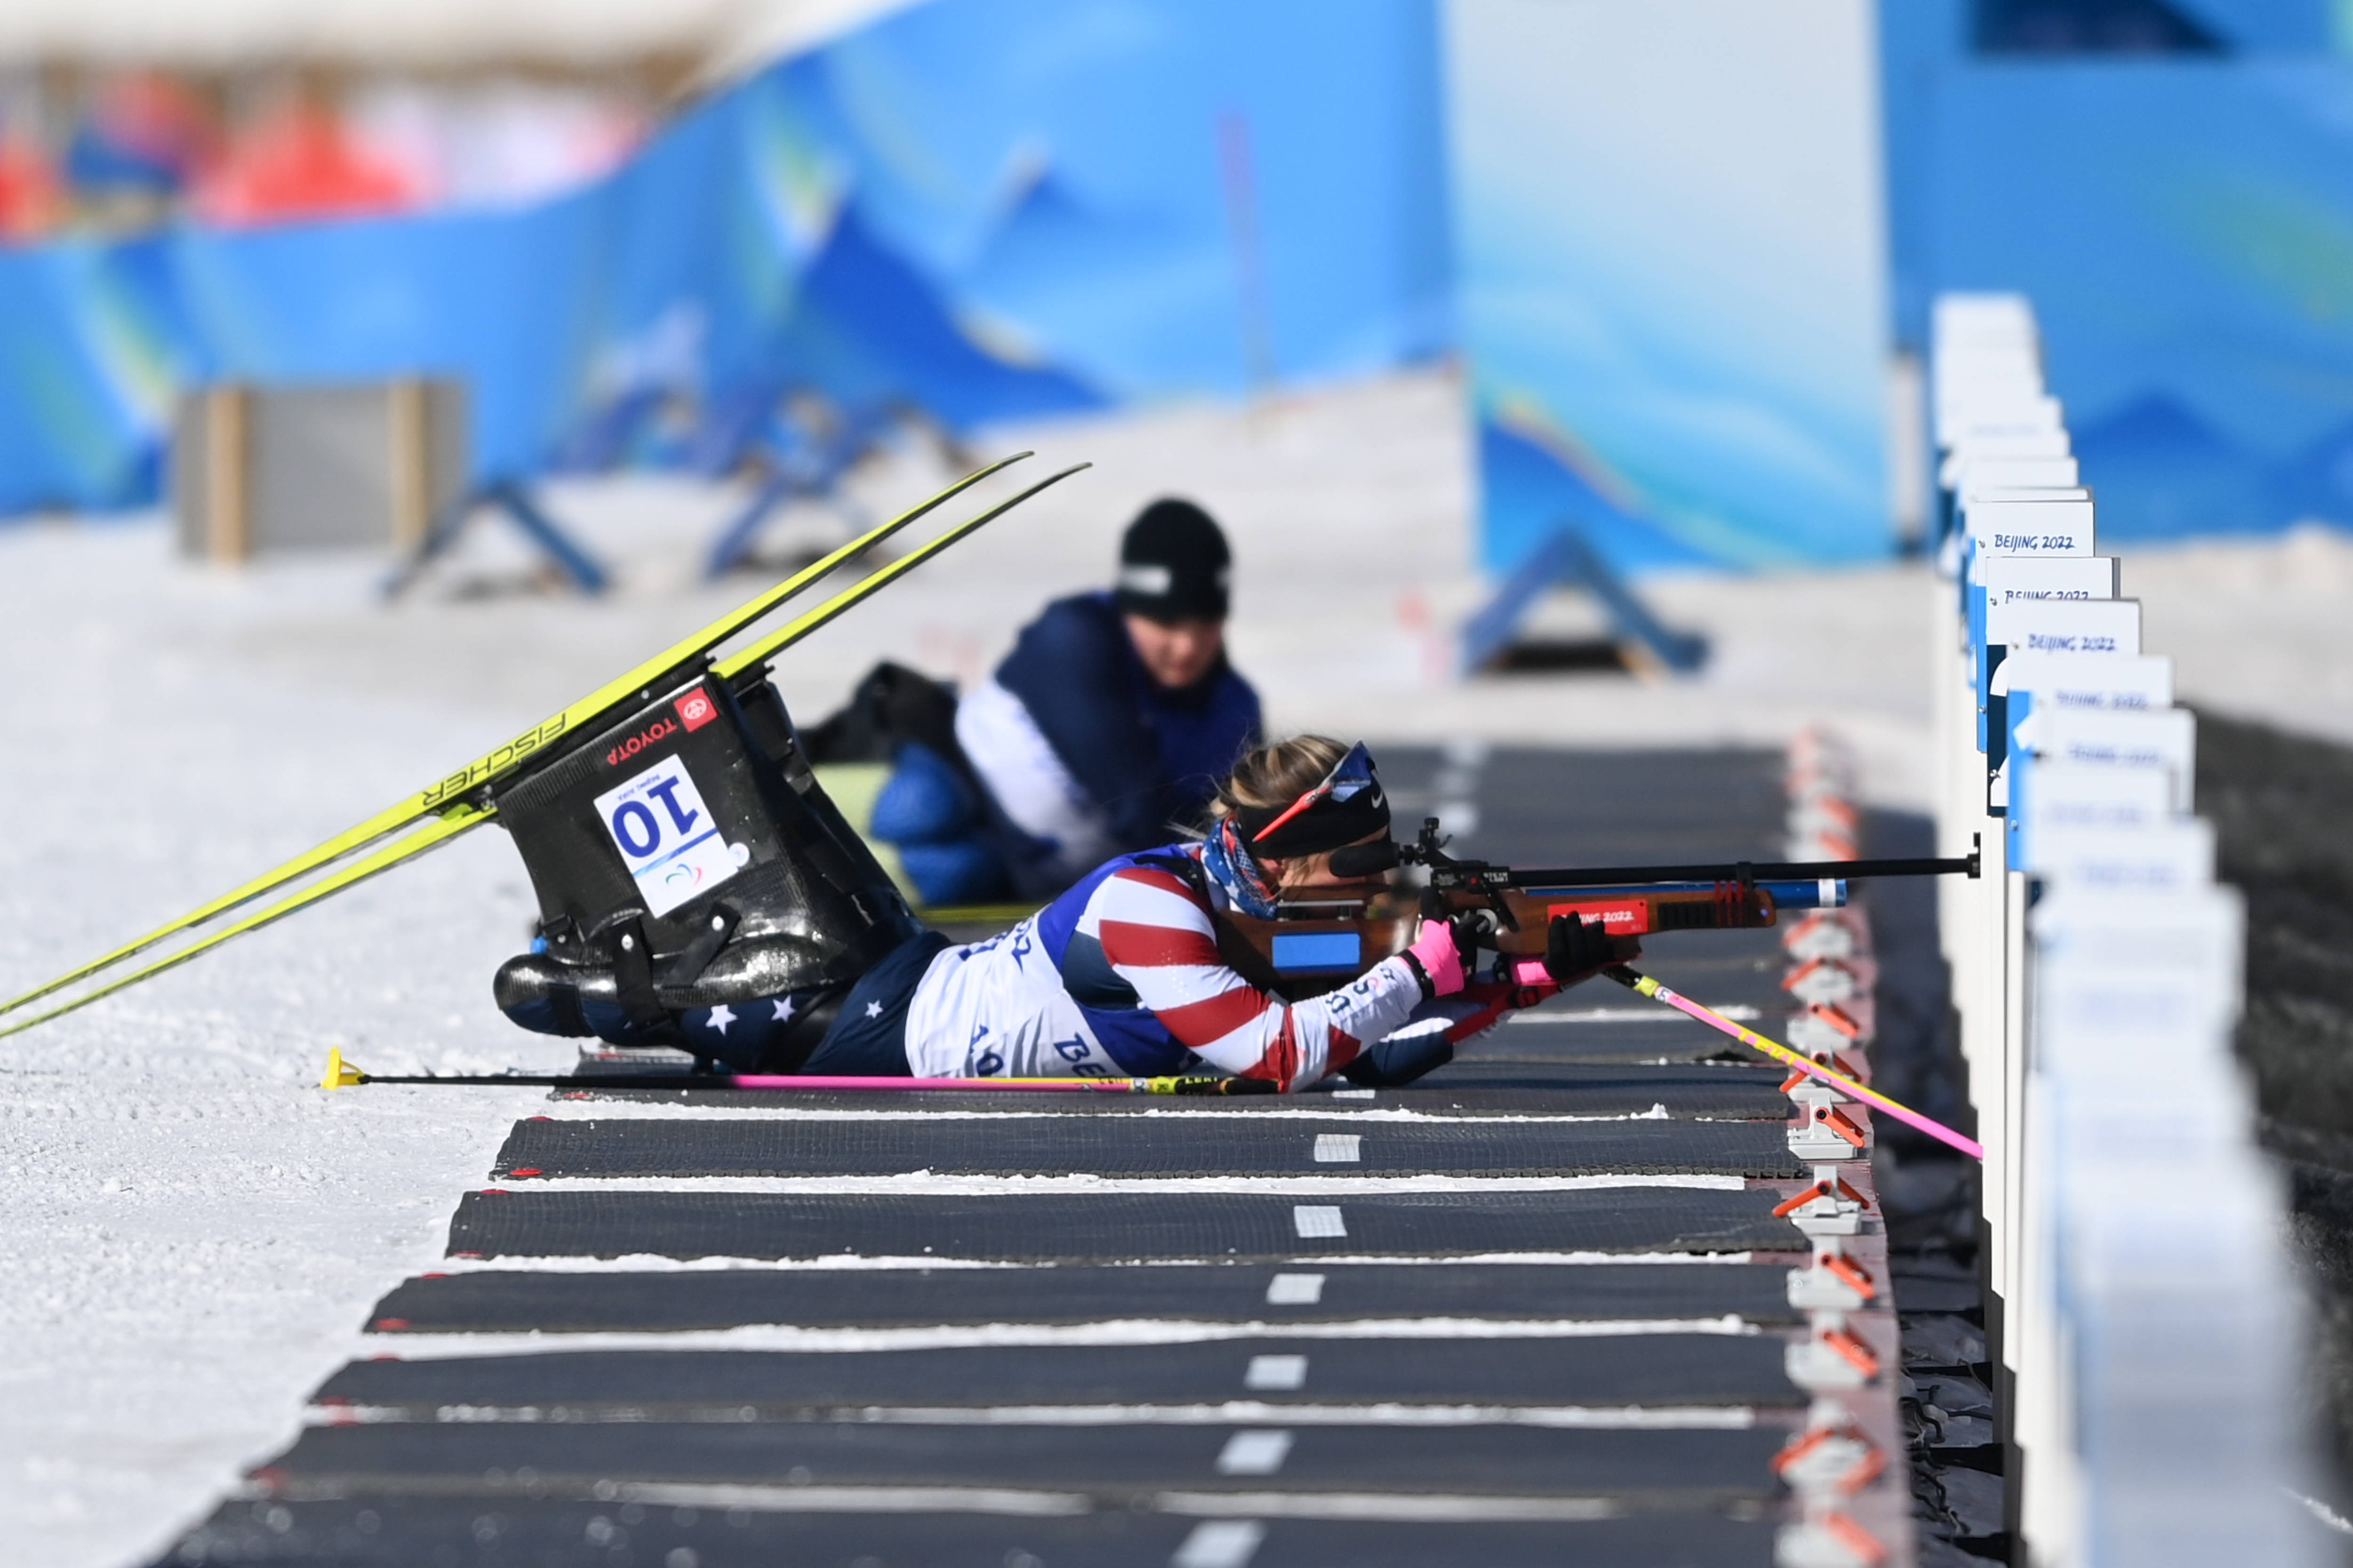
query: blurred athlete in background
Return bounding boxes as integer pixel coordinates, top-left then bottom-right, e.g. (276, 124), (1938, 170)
(834, 498), (1262, 904)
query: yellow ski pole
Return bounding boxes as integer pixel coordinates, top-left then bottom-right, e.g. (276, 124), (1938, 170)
(1604, 964), (1982, 1160)
(321, 1048), (1271, 1096)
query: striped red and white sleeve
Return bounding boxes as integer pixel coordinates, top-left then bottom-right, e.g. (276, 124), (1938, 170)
(1084, 864), (1429, 1091)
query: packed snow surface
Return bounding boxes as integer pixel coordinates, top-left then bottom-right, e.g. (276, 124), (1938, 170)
(0, 369), (2343, 1565)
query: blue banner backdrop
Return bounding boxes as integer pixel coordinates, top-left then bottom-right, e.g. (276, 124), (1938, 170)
(1885, 0), (2353, 541)
(1442, 0), (1894, 576)
(0, 0), (1449, 517)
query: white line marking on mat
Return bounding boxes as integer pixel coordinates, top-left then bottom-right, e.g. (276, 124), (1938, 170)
(1505, 1004), (1761, 1024)
(322, 1400), (1758, 1430)
(530, 1102), (1705, 1125)
(1158, 1490), (1621, 1523)
(489, 1173), (1745, 1195)
(1265, 1272), (1324, 1304)
(1243, 1354), (1307, 1391)
(1215, 1430), (1292, 1475)
(361, 1313), (1756, 1359)
(424, 1249), (1759, 1275)
(262, 1478), (1097, 1516)
(1172, 1520), (1265, 1568)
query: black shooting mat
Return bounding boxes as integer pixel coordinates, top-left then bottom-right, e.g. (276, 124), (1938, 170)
(364, 1259), (1807, 1334)
(155, 743), (1814, 1567)
(446, 1187), (1797, 1263)
(166, 1497), (1778, 1568)
(1567, 957), (1804, 1019)
(1398, 1058), (1788, 1110)
(1577, 967), (1801, 1015)
(263, 1419), (1786, 1501)
(316, 1334), (1802, 1413)
(1613, 929), (1784, 970)
(1473, 1016), (1771, 1067)
(489, 1113), (1804, 1179)
(561, 1060), (1795, 1118)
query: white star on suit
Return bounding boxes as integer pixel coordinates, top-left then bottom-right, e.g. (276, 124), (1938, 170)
(772, 998), (799, 1022)
(704, 1004), (736, 1035)
(865, 1000), (884, 1019)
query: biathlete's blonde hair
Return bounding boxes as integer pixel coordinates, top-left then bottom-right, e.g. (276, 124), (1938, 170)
(1205, 737), (1353, 890)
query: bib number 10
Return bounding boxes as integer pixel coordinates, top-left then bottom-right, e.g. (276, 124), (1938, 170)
(592, 755), (743, 917)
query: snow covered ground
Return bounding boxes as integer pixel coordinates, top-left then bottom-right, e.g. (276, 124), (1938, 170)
(0, 534), (578, 1568)
(0, 368), (2345, 1566)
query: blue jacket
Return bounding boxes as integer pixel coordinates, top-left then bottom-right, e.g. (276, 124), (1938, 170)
(995, 592), (1262, 850)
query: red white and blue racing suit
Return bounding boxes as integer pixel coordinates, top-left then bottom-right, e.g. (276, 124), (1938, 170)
(902, 842), (1539, 1090)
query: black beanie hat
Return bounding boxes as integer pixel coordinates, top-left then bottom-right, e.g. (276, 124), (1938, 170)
(1115, 498), (1230, 623)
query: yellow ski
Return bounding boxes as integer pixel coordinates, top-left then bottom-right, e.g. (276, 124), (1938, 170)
(712, 464), (1090, 680)
(0, 453), (1032, 1022)
(0, 806), (490, 1041)
(2, 457), (1083, 1038)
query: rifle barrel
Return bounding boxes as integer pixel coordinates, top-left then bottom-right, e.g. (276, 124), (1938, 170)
(1504, 854), (1975, 890)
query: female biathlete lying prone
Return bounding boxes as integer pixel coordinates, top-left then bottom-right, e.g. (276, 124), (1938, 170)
(498, 735), (1625, 1090)
(896, 735), (1624, 1089)
(824, 736), (1611, 1089)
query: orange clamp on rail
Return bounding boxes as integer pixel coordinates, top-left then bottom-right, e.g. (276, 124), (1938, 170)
(1771, 1424), (1888, 1496)
(1824, 1326), (1881, 1380)
(1809, 796), (1861, 831)
(1782, 909), (1856, 952)
(1783, 957), (1849, 993)
(1783, 1054), (1869, 1096)
(1824, 1512), (1888, 1568)
(1809, 1001), (1865, 1039)
(1770, 1426), (1835, 1477)
(1773, 1181), (1830, 1219)
(1833, 1175), (1870, 1209)
(1824, 1253), (1878, 1302)
(1838, 1445), (1888, 1495)
(1810, 1104), (1870, 1149)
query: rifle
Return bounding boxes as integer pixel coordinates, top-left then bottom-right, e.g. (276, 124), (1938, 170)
(1214, 818), (1987, 1160)
(1219, 817), (1979, 996)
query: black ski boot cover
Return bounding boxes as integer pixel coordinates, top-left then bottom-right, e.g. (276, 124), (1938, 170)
(488, 674), (918, 1068)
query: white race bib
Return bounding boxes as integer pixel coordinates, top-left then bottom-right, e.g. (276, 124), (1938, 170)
(594, 756), (740, 916)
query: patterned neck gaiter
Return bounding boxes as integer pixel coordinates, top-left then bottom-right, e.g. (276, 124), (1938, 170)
(1198, 817), (1282, 919)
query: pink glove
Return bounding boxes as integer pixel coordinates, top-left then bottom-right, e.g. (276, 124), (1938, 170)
(1406, 917), (1466, 997)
